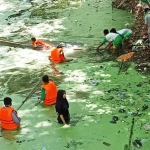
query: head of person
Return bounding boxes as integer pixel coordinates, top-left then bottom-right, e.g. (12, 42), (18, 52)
(42, 75), (49, 83)
(4, 97), (12, 106)
(31, 37), (36, 42)
(144, 8), (150, 14)
(57, 90), (66, 101)
(110, 28), (117, 33)
(57, 45), (63, 49)
(103, 29), (109, 36)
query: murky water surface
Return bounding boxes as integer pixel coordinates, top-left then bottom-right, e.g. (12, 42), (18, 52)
(2, 1), (150, 150)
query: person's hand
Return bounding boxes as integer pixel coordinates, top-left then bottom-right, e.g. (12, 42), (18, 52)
(96, 47), (99, 51)
(61, 124), (70, 128)
(35, 100), (42, 106)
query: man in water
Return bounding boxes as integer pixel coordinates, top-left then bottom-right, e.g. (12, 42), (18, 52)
(31, 37), (50, 50)
(0, 97), (21, 130)
(37, 75), (58, 106)
(49, 45), (73, 63)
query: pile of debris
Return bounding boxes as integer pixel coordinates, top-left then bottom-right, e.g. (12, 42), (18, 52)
(112, 0), (150, 74)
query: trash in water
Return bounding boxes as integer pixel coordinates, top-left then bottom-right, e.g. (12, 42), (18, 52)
(144, 99), (150, 102)
(132, 140), (142, 148)
(103, 142), (111, 146)
(142, 105), (148, 111)
(118, 109), (126, 113)
(42, 147), (46, 150)
(88, 79), (99, 86)
(117, 93), (125, 97)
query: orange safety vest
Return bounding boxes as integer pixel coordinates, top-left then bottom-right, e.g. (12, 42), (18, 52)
(49, 47), (66, 63)
(0, 106), (20, 130)
(41, 81), (58, 105)
(32, 40), (50, 49)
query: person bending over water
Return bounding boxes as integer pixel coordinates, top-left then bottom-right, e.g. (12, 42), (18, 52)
(96, 29), (122, 54)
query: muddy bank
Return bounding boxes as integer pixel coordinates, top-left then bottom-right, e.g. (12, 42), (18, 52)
(113, 0), (150, 74)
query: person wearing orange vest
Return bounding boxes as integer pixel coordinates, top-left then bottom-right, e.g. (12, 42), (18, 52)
(37, 75), (58, 106)
(0, 97), (21, 130)
(49, 45), (73, 63)
(31, 37), (50, 50)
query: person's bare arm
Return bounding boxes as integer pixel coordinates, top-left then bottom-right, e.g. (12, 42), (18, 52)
(105, 42), (113, 50)
(96, 43), (103, 51)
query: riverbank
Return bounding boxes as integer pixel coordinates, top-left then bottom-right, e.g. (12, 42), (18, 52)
(113, 0), (150, 74)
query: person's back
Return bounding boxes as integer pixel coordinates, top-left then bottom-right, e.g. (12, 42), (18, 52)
(105, 33), (119, 42)
(117, 29), (132, 36)
(41, 75), (58, 105)
(49, 45), (67, 63)
(0, 97), (20, 130)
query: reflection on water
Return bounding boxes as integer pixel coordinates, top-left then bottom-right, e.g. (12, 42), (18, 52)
(1, 128), (20, 141)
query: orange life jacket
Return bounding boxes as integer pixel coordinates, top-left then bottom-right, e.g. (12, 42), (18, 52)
(32, 40), (50, 49)
(0, 106), (20, 130)
(41, 81), (58, 105)
(49, 47), (66, 63)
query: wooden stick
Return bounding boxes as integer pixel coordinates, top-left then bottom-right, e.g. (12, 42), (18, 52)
(118, 61), (124, 75)
(0, 39), (29, 48)
(17, 80), (41, 111)
(128, 118), (135, 150)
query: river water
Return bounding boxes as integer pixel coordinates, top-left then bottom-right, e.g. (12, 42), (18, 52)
(2, 1), (150, 150)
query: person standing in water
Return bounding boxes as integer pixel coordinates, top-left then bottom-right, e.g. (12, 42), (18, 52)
(0, 97), (21, 130)
(55, 90), (70, 125)
(37, 75), (58, 106)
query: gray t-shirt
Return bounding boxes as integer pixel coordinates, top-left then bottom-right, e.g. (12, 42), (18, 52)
(145, 13), (150, 33)
(117, 29), (132, 35)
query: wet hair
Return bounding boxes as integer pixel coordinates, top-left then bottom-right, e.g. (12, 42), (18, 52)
(103, 29), (109, 35)
(42, 75), (49, 83)
(110, 28), (117, 33)
(31, 37), (36, 42)
(4, 97), (12, 106)
(57, 45), (63, 48)
(144, 8), (150, 13)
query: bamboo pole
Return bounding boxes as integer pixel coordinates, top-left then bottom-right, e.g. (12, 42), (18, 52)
(17, 80), (41, 111)
(0, 39), (28, 48)
(128, 118), (135, 150)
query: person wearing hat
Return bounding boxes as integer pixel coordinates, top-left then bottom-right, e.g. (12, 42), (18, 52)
(49, 45), (73, 63)
(0, 97), (21, 130)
